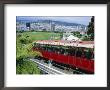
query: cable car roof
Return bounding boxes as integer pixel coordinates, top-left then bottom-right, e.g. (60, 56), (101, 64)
(34, 40), (94, 48)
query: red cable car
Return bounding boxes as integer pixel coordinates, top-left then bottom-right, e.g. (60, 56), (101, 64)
(32, 40), (94, 74)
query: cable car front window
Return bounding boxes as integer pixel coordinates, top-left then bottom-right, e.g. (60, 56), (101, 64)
(37, 44), (41, 49)
(33, 42), (36, 47)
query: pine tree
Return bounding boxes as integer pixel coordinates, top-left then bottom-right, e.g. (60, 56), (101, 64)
(87, 16), (94, 41)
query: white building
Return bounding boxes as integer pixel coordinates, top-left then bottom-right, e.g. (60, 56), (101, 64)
(62, 31), (81, 41)
(67, 35), (81, 41)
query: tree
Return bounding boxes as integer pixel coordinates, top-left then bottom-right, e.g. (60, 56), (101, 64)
(60, 32), (63, 39)
(73, 31), (82, 38)
(16, 34), (42, 74)
(87, 16), (94, 41)
(81, 35), (89, 41)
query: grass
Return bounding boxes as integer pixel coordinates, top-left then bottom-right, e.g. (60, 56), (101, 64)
(17, 31), (61, 41)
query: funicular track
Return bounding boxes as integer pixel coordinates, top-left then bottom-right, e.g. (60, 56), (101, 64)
(30, 58), (85, 74)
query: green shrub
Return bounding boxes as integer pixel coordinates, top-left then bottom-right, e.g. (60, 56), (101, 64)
(16, 60), (40, 74)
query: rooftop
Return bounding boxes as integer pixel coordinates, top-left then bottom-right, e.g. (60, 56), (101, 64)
(34, 40), (94, 48)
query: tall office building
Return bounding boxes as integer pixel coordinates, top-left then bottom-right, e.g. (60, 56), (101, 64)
(51, 22), (55, 31)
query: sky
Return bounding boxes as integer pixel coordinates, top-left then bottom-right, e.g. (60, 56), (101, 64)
(16, 16), (92, 26)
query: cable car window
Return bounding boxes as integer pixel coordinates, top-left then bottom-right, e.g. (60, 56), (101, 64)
(53, 46), (59, 53)
(84, 48), (93, 59)
(64, 49), (68, 55)
(76, 47), (82, 57)
(60, 47), (65, 54)
(67, 49), (71, 56)
(68, 47), (75, 56)
(46, 46), (51, 52)
(91, 48), (94, 60)
(45, 45), (48, 51)
(72, 48), (75, 56)
(49, 46), (53, 52)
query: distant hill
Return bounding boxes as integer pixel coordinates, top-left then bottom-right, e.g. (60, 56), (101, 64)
(16, 18), (86, 27)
